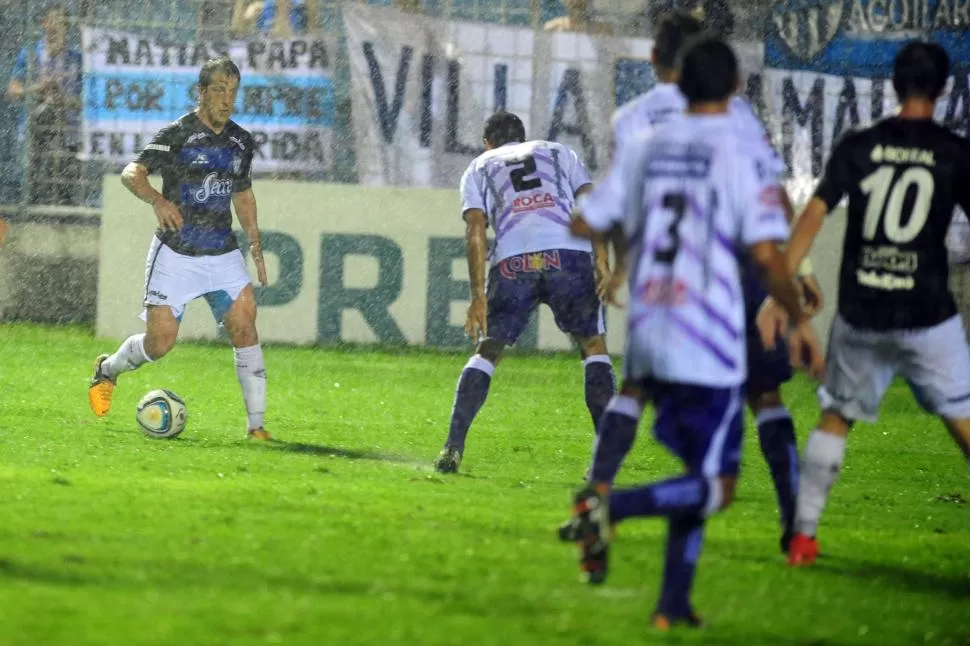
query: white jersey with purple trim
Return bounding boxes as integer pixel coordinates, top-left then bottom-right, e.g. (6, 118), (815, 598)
(588, 86), (783, 233)
(583, 114), (789, 387)
(611, 83), (783, 175)
(459, 140), (593, 264)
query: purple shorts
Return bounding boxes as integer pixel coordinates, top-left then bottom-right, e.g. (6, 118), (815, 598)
(639, 378), (744, 477)
(486, 249), (604, 345)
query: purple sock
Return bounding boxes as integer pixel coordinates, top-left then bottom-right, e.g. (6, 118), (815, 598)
(589, 396), (641, 484)
(444, 355), (494, 451)
(609, 475), (713, 522)
(583, 355), (616, 432)
(656, 515), (706, 618)
(756, 408), (798, 535)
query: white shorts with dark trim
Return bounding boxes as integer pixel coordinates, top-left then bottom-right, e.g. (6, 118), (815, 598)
(818, 314), (970, 422)
(141, 236), (251, 323)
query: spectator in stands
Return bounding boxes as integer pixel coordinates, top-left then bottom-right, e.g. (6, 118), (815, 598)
(231, 0), (320, 38)
(647, 0), (734, 38)
(544, 0), (614, 35)
(395, 0), (424, 12)
(5, 4), (83, 206)
(687, 0), (734, 37)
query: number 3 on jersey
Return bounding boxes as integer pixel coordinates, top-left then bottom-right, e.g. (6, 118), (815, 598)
(860, 165), (934, 243)
(505, 156), (542, 192)
(656, 193), (687, 264)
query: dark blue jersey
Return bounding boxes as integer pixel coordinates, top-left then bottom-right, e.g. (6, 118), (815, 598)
(135, 112), (255, 257)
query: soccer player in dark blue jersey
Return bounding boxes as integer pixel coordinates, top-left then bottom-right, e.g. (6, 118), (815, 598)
(88, 57), (272, 441)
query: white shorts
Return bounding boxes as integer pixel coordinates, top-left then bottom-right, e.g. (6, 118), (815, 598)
(818, 314), (970, 422)
(141, 236), (251, 323)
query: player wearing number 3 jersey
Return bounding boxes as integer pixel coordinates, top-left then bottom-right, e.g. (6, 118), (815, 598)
(764, 41), (970, 565)
(432, 111), (617, 474)
(560, 38), (823, 628)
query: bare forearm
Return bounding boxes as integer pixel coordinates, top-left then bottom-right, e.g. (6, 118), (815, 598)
(466, 225), (487, 299)
(761, 252), (807, 323)
(592, 233), (610, 271)
(781, 187), (796, 224)
(608, 224), (627, 276)
(234, 198), (260, 241)
(787, 198), (827, 274)
(121, 165), (162, 205)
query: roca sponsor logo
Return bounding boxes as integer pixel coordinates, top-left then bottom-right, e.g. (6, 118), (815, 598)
(512, 192), (555, 213)
(194, 172), (233, 203)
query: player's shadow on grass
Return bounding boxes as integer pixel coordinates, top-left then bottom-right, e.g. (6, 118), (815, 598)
(814, 556), (970, 600)
(257, 439), (417, 466)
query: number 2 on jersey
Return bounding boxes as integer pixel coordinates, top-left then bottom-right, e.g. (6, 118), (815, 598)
(860, 165), (934, 243)
(505, 155), (542, 192)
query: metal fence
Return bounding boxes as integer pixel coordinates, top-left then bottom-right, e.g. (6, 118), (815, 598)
(0, 0), (762, 221)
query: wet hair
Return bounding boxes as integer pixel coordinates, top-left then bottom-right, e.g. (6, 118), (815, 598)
(893, 41), (950, 102)
(677, 37), (738, 104)
(198, 57), (241, 89)
(653, 11), (704, 71)
(484, 111), (527, 147)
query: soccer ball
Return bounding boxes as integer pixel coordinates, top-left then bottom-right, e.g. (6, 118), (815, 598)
(135, 389), (188, 439)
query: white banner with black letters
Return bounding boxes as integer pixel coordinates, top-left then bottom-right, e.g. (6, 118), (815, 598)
(80, 28), (336, 175)
(342, 4), (761, 188)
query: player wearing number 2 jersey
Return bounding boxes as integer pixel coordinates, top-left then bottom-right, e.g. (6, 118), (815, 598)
(772, 41), (970, 566)
(560, 38), (823, 629)
(432, 112), (616, 474)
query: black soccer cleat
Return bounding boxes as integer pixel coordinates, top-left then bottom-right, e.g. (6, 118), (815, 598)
(569, 482), (612, 585)
(557, 517), (581, 542)
(434, 447), (462, 474)
(780, 527), (794, 555)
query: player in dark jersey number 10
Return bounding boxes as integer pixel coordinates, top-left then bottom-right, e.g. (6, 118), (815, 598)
(760, 41), (970, 565)
(87, 57), (273, 441)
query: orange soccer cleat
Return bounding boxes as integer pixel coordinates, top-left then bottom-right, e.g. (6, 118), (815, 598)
(87, 354), (116, 417)
(247, 427), (273, 441)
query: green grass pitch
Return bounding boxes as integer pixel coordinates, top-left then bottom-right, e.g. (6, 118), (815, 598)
(0, 323), (968, 645)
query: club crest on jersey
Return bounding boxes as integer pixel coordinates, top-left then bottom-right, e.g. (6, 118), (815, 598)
(499, 251), (561, 278)
(194, 172), (233, 203)
(639, 278), (687, 306)
(512, 192), (556, 213)
(771, 0), (843, 60)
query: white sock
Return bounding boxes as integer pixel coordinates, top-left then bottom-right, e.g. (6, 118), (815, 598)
(795, 430), (846, 537)
(102, 334), (151, 380)
(234, 345), (266, 430)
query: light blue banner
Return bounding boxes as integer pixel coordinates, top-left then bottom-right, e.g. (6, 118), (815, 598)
(84, 70), (334, 128)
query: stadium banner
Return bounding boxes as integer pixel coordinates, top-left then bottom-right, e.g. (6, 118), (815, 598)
(80, 28), (335, 175)
(96, 178), (848, 351)
(760, 1), (970, 198)
(341, 3), (761, 187)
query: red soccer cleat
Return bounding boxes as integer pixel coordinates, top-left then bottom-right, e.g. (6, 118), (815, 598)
(787, 533), (819, 567)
